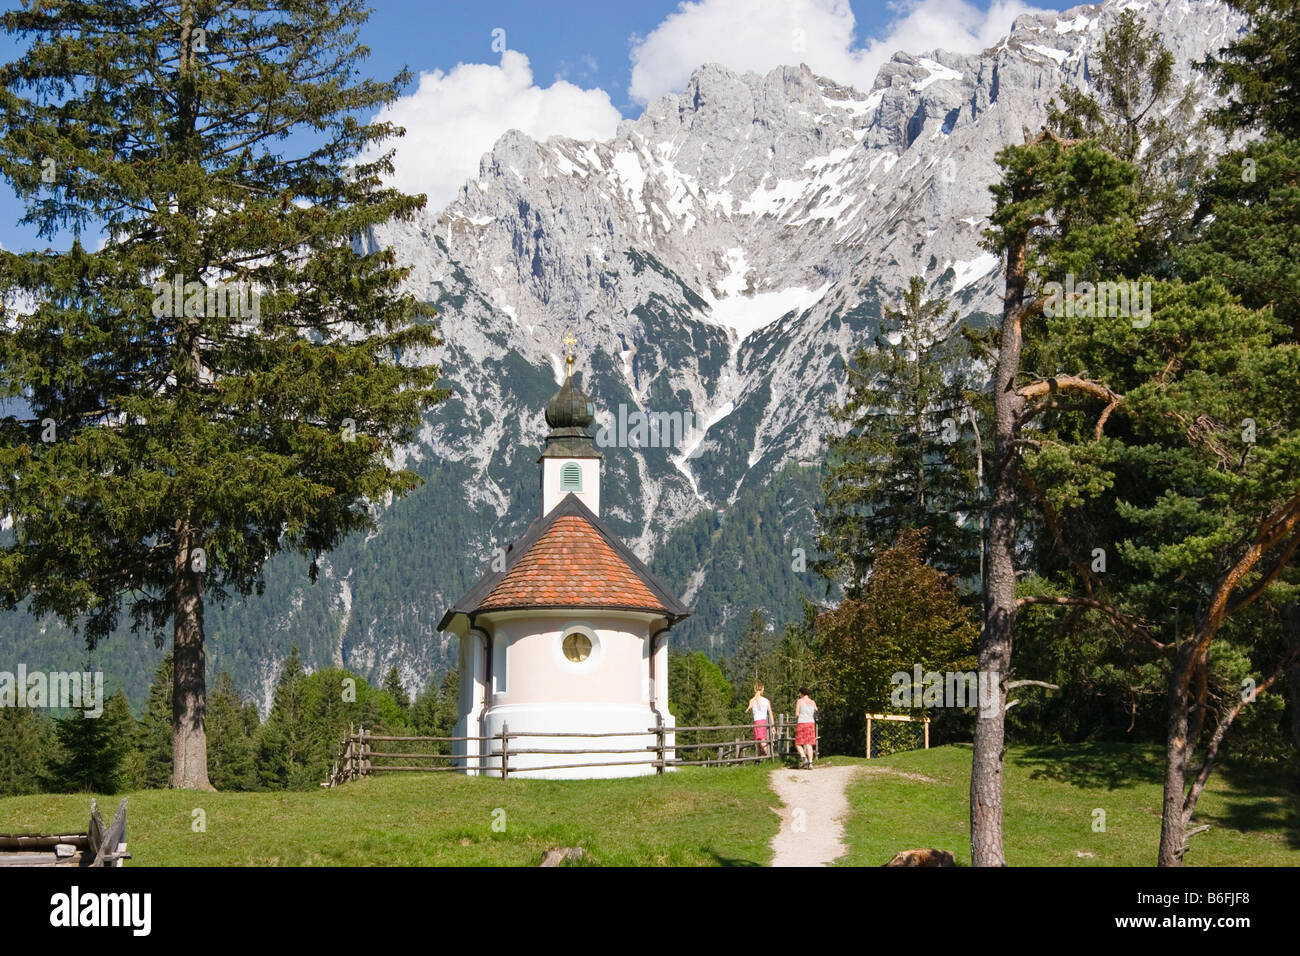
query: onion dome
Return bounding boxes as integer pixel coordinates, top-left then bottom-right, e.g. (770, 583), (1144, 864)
(545, 379), (595, 431)
(540, 333), (601, 460)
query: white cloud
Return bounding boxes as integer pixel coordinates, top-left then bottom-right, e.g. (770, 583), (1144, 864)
(628, 0), (1044, 104)
(368, 1), (1043, 214)
(366, 50), (621, 213)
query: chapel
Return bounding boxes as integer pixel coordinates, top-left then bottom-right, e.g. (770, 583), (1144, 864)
(438, 343), (690, 777)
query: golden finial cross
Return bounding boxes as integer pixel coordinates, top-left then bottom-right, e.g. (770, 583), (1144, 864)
(562, 331), (577, 380)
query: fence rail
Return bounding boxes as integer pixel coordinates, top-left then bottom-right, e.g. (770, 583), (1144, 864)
(324, 716), (816, 785)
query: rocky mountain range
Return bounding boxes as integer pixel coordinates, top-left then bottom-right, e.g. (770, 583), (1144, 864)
(0, 0), (1245, 711)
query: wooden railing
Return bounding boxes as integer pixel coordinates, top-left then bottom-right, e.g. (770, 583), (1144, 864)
(325, 715), (815, 784)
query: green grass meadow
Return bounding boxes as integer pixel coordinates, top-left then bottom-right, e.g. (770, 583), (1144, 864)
(837, 743), (1300, 867)
(0, 744), (1294, 865)
(0, 764), (778, 866)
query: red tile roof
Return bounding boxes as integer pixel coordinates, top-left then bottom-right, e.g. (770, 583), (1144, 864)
(478, 513), (667, 613)
(438, 494), (689, 631)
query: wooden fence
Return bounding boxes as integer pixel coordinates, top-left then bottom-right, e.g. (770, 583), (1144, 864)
(325, 715), (815, 785)
(0, 798), (129, 867)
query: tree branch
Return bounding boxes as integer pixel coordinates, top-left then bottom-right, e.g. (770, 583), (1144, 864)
(1181, 644), (1300, 823)
(1225, 527), (1300, 618)
(1016, 595), (1170, 651)
(1193, 488), (1300, 658)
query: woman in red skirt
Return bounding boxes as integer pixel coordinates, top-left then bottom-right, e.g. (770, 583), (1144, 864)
(748, 683), (773, 757)
(794, 687), (818, 769)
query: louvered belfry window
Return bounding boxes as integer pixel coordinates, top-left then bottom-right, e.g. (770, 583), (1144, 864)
(560, 461), (582, 492)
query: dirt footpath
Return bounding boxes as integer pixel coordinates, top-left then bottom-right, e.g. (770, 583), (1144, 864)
(769, 764), (862, 867)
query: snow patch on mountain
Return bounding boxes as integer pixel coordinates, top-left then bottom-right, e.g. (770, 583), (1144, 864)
(947, 252), (1002, 293)
(702, 282), (832, 344)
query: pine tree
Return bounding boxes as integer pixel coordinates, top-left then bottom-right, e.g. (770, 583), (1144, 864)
(818, 275), (983, 596)
(0, 0), (448, 790)
(975, 130), (1141, 866)
(982, 121), (1300, 865)
(1022, 276), (1300, 866)
(1194, 0), (1300, 765)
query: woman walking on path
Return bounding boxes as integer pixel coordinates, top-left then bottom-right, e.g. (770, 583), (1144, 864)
(748, 684), (773, 757)
(794, 687), (818, 769)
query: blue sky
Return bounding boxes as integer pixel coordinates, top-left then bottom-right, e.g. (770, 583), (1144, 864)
(0, 0), (1076, 251)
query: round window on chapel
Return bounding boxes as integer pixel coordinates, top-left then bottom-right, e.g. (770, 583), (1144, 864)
(563, 631), (592, 663)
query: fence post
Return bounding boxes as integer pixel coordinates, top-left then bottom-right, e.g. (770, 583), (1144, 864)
(500, 723), (509, 782)
(924, 716), (930, 750)
(655, 713), (665, 776)
(866, 715), (873, 760)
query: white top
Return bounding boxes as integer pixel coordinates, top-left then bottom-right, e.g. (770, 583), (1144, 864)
(750, 696), (771, 721)
(797, 699), (816, 723)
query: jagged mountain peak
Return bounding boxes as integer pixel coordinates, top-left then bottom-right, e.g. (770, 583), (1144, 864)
(349, 0), (1241, 676)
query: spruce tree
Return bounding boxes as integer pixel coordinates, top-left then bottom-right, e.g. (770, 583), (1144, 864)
(668, 650), (733, 732)
(409, 679), (440, 737)
(206, 670), (258, 791)
(817, 275), (983, 596)
(137, 653), (175, 789)
(727, 610), (771, 690)
(433, 669), (459, 741)
(0, 1), (447, 789)
(45, 689), (134, 793)
(381, 664), (408, 710)
(1046, 9), (1204, 272)
(256, 645), (307, 789)
(0, 705), (55, 795)
(1200, 0), (1300, 140)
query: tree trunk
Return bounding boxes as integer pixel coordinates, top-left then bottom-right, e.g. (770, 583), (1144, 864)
(971, 237), (1026, 867)
(171, 522), (213, 790)
(1157, 644), (1197, 866)
(1285, 604), (1300, 759)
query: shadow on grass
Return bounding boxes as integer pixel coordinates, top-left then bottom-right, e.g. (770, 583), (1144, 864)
(1018, 743), (1300, 850)
(1017, 741), (1165, 791)
(706, 851), (763, 866)
(1200, 760), (1300, 851)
